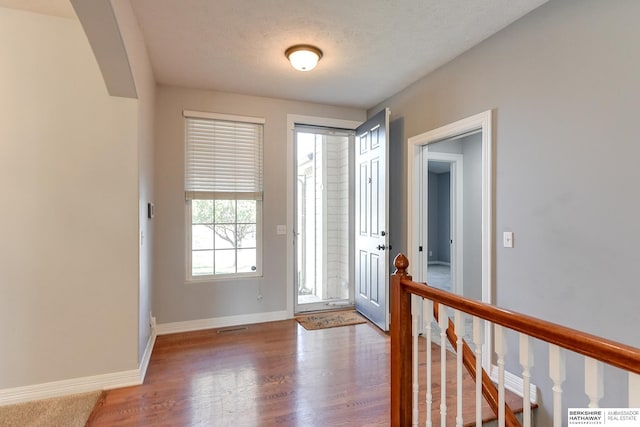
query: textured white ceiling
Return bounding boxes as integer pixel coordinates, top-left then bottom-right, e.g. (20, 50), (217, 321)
(0, 0), (549, 109)
(131, 0), (547, 109)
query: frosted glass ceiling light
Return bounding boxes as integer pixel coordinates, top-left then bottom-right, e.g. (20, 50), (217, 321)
(285, 45), (323, 71)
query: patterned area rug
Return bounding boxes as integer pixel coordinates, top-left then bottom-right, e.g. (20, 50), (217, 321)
(295, 310), (368, 330)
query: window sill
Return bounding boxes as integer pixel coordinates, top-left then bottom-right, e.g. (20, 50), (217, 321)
(185, 272), (262, 284)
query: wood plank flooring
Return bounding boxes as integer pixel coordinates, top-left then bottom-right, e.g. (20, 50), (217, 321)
(87, 319), (524, 426)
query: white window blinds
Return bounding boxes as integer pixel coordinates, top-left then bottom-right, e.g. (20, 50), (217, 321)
(184, 111), (264, 200)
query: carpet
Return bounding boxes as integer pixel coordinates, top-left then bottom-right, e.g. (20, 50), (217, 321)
(296, 310), (368, 330)
(0, 390), (103, 427)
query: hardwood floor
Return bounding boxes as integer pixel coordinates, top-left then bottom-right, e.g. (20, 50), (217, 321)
(87, 319), (523, 426)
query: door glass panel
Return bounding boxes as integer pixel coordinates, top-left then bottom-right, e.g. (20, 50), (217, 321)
(295, 127), (352, 311)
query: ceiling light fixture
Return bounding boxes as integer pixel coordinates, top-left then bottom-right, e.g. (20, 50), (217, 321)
(285, 45), (323, 72)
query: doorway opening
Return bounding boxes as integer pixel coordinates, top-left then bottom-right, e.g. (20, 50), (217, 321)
(424, 152), (464, 296)
(293, 125), (355, 313)
(407, 110), (493, 367)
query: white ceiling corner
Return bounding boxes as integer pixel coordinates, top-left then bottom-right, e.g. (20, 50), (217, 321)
(0, 0), (76, 19)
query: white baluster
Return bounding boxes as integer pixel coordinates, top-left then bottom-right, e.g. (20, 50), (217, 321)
(584, 357), (603, 408)
(473, 316), (484, 427)
(424, 299), (433, 427)
(455, 310), (464, 427)
(519, 334), (534, 427)
(549, 344), (566, 427)
(494, 325), (507, 427)
(412, 311), (419, 426)
(439, 306), (448, 427)
(629, 373), (640, 406)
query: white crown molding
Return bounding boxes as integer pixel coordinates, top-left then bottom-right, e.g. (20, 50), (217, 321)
(155, 310), (290, 335)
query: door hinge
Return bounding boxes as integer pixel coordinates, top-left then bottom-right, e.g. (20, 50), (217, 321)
(418, 246), (423, 252)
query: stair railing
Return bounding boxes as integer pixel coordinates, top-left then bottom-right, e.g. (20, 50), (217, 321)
(391, 253), (640, 427)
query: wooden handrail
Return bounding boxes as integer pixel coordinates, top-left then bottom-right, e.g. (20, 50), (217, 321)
(401, 278), (640, 375)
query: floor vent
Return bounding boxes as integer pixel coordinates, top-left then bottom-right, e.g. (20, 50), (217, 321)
(217, 326), (249, 334)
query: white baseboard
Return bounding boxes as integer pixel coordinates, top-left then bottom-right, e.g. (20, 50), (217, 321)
(139, 326), (157, 382)
(489, 365), (538, 404)
(0, 329), (158, 406)
(0, 369), (139, 406)
(155, 310), (290, 335)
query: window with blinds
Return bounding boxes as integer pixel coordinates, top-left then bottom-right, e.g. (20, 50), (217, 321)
(184, 111), (264, 279)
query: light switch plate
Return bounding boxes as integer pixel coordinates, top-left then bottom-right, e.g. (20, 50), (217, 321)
(276, 225), (286, 235)
(503, 231), (514, 248)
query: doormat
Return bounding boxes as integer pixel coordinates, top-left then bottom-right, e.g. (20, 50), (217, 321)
(295, 310), (368, 330)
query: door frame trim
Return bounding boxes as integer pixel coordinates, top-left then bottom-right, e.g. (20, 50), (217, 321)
(407, 110), (493, 368)
(286, 115), (363, 318)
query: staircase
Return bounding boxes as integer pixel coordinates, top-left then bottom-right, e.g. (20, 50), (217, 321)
(391, 253), (640, 427)
(415, 338), (533, 426)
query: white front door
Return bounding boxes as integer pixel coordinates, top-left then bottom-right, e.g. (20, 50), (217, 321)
(355, 108), (390, 330)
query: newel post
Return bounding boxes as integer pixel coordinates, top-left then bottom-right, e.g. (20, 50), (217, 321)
(391, 253), (412, 427)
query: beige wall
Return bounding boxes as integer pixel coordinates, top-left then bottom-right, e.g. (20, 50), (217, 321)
(0, 7), (139, 387)
(372, 0), (639, 421)
(153, 86), (364, 323)
(111, 0), (157, 363)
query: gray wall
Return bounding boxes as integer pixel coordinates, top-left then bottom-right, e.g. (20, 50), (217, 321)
(437, 172), (451, 264)
(461, 134), (482, 301)
(153, 86), (364, 323)
(372, 0), (640, 423)
(427, 172), (441, 262)
(388, 118), (406, 273)
(111, 0), (157, 366)
(427, 170), (452, 264)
